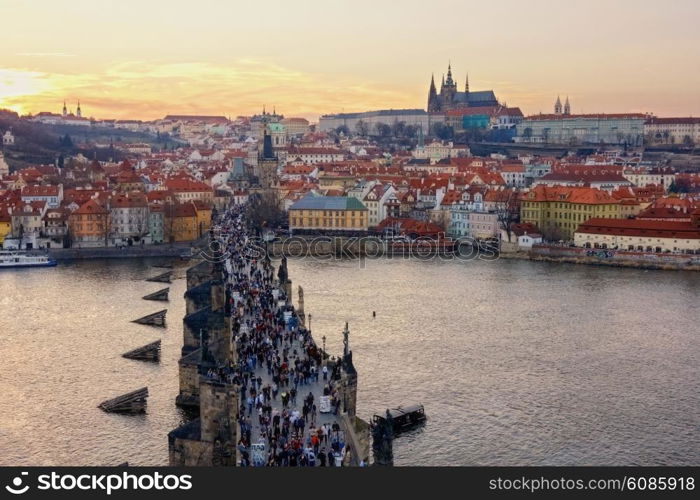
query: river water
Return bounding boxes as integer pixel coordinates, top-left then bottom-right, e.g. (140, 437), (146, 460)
(0, 257), (698, 466)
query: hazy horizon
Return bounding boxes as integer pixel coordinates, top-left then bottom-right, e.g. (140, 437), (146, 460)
(2, 0), (699, 121)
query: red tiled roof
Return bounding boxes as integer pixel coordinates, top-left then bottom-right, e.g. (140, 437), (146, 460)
(73, 199), (108, 215)
(164, 178), (212, 192)
(525, 113), (647, 121)
(21, 185), (60, 197)
(577, 218), (700, 239)
(645, 117), (700, 125)
(526, 185), (620, 204)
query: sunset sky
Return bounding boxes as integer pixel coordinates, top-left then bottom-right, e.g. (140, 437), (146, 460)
(2, 0), (699, 121)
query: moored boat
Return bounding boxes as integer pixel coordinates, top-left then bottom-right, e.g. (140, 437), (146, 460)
(373, 404), (427, 433)
(0, 251), (57, 269)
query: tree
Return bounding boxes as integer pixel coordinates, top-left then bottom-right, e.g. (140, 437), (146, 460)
(541, 222), (565, 242)
(463, 127), (487, 144)
(522, 127), (533, 141)
(103, 209), (113, 247)
(164, 202), (177, 243)
(335, 125), (349, 136)
(391, 121), (406, 138)
(375, 122), (392, 138)
(669, 178), (690, 194)
(432, 122), (453, 141)
(494, 189), (521, 242)
(59, 134), (73, 148)
(246, 190), (285, 233)
(683, 135), (694, 147)
(135, 205), (149, 242)
(355, 120), (369, 137)
(404, 124), (417, 139)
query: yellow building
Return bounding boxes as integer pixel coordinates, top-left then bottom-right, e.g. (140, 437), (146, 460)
(289, 195), (368, 232)
(521, 185), (621, 241)
(0, 211), (11, 244)
(166, 202), (198, 242)
(192, 200), (213, 238)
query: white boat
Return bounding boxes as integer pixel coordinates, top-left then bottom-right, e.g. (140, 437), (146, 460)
(0, 251), (57, 269)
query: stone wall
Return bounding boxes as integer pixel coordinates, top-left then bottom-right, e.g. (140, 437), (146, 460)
(531, 244), (700, 270)
(168, 418), (213, 466)
(176, 351), (201, 407)
(340, 414), (371, 466)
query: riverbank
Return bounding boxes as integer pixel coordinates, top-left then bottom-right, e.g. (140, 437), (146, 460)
(501, 245), (700, 271)
(44, 243), (195, 261)
(269, 236), (700, 271)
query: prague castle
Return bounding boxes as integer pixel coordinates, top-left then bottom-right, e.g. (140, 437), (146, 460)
(427, 63), (499, 113)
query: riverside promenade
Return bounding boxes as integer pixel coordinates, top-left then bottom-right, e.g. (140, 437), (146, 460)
(168, 203), (370, 466)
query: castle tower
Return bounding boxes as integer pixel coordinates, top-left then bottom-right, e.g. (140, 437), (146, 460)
(564, 96), (571, 115)
(554, 96), (563, 115)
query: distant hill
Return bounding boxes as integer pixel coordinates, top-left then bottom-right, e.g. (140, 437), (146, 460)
(0, 112), (179, 171)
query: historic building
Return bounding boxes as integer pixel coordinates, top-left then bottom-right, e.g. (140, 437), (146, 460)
(574, 212), (700, 253)
(318, 109), (433, 134)
(427, 63), (499, 113)
(288, 194), (368, 232)
(68, 199), (109, 247)
(515, 113), (646, 146)
(520, 185), (622, 241)
(644, 117), (700, 145)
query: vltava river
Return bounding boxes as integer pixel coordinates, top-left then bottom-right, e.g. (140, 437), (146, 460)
(0, 257), (698, 465)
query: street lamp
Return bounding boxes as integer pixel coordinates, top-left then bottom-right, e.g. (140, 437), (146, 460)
(308, 313), (312, 332)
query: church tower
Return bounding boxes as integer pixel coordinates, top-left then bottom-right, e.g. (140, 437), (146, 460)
(465, 73), (469, 94)
(256, 129), (279, 189)
(564, 96), (571, 115)
(554, 96), (563, 115)
(427, 74), (439, 112)
(76, 100), (82, 118)
(62, 101), (67, 117)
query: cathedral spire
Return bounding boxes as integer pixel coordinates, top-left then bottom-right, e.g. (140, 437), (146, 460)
(564, 96), (571, 115)
(62, 100), (67, 117)
(76, 100), (82, 118)
(445, 62), (454, 86)
(428, 74), (439, 112)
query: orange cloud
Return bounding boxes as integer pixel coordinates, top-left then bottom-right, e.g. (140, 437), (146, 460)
(0, 60), (422, 121)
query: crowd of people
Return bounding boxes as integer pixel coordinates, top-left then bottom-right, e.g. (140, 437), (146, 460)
(209, 204), (352, 467)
